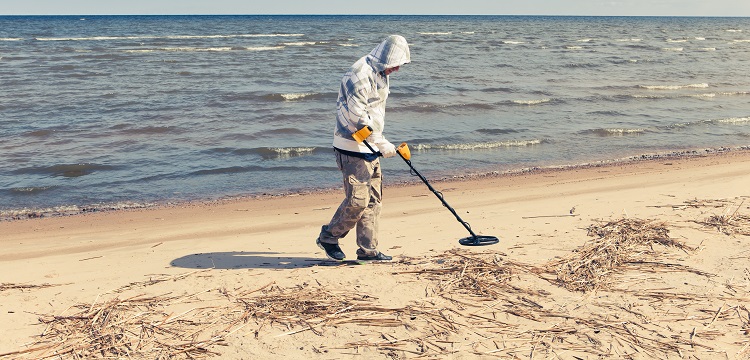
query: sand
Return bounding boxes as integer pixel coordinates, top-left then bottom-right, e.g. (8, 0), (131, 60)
(1, 150), (749, 359)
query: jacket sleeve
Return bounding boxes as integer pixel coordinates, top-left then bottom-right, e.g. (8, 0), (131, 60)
(346, 86), (373, 129)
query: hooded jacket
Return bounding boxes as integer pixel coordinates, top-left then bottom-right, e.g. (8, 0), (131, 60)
(332, 35), (411, 154)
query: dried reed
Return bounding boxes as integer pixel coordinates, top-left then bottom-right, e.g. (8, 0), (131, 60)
(553, 218), (694, 292)
(694, 201), (750, 236)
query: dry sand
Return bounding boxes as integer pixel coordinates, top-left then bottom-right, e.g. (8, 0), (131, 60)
(1, 150), (749, 359)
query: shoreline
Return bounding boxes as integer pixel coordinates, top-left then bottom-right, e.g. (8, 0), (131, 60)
(3, 144), (749, 222)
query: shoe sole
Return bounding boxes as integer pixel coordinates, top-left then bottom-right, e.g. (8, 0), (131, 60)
(317, 240), (345, 261)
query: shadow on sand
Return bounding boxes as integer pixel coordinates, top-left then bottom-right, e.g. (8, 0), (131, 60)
(170, 251), (350, 270)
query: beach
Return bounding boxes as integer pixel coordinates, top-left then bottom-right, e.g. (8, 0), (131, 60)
(2, 150), (749, 359)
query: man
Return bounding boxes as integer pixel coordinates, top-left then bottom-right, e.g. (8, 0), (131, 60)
(316, 35), (411, 262)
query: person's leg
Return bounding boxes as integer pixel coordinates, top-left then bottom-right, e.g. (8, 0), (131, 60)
(355, 159), (382, 257)
(319, 151), (373, 246)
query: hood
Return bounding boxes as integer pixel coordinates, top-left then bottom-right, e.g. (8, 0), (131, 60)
(367, 35), (411, 73)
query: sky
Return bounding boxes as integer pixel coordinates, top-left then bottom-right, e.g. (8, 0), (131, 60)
(2, 0), (750, 17)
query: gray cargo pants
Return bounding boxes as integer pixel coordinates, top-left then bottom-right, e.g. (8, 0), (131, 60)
(318, 150), (382, 257)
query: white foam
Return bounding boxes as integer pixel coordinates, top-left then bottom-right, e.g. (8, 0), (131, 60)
(282, 42), (317, 46)
(418, 32), (452, 35)
(565, 45), (583, 50)
(161, 47), (234, 52)
(663, 47), (683, 51)
(727, 29), (744, 32)
(413, 139), (542, 151)
(502, 40), (525, 45)
(695, 37), (706, 41)
(602, 128), (646, 135)
(700, 48), (717, 51)
(688, 93), (716, 98)
(640, 83), (709, 90)
(732, 39), (750, 43)
(281, 93), (317, 101)
(577, 38), (594, 42)
(616, 38), (642, 42)
(0, 38), (23, 41)
(271, 147), (316, 154)
(715, 117), (750, 124)
(719, 91), (750, 96)
(666, 39), (688, 43)
(339, 44), (360, 47)
(245, 46), (286, 51)
(512, 99), (551, 105)
(631, 94), (666, 99)
(461, 31), (475, 34)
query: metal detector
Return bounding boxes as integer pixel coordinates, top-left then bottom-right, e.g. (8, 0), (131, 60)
(352, 126), (500, 246)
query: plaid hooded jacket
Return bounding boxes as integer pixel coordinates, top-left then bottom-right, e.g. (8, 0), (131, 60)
(332, 35), (411, 154)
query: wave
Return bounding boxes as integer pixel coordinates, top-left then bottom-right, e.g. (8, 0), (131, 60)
(281, 41), (320, 46)
(475, 128), (521, 135)
(638, 83), (709, 90)
(480, 87), (514, 93)
(732, 39), (750, 43)
(666, 38), (688, 43)
(688, 93), (716, 98)
(191, 164), (338, 176)
(7, 186), (58, 195)
(124, 46), (234, 52)
(260, 92), (328, 102)
(712, 116), (750, 125)
(501, 40), (525, 45)
(564, 62), (600, 68)
(662, 47), (683, 51)
(664, 116), (750, 129)
(206, 146), (330, 159)
(34, 33), (304, 42)
(393, 102), (495, 113)
(579, 128), (647, 136)
(411, 139), (542, 151)
(418, 32), (452, 35)
(24, 129), (62, 137)
(630, 94), (666, 99)
(121, 126), (183, 135)
(0, 38), (23, 41)
(510, 98), (551, 105)
(565, 45), (584, 50)
(255, 128), (307, 137)
(588, 110), (628, 116)
(13, 163), (118, 178)
(281, 92), (322, 101)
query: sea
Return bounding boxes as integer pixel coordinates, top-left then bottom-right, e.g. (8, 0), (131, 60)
(1, 15), (749, 218)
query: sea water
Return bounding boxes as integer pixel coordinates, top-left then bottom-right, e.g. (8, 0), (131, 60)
(1, 15), (749, 216)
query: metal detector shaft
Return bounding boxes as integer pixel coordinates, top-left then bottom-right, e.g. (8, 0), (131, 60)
(351, 125), (490, 244)
(395, 151), (479, 238)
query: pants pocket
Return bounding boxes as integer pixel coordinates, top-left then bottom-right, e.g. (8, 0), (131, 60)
(347, 176), (369, 209)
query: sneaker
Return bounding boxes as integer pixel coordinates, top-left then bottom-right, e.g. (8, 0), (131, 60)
(316, 238), (345, 261)
(357, 252), (392, 261)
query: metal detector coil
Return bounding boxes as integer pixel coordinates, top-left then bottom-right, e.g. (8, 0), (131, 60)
(353, 126), (499, 247)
